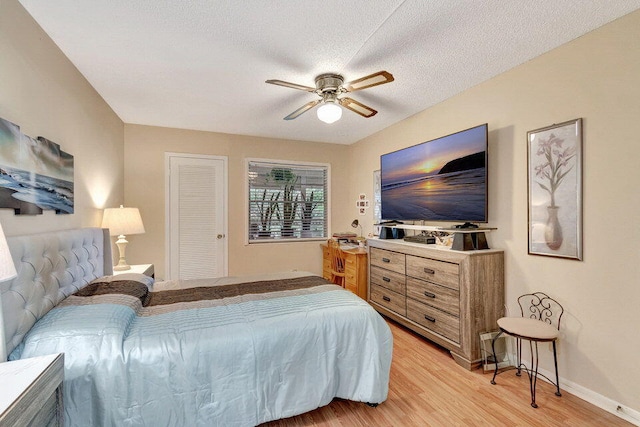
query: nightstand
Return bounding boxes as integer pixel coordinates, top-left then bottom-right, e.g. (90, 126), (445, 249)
(0, 353), (64, 426)
(113, 263), (154, 278)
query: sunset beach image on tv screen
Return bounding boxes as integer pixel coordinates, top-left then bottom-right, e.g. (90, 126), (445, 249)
(380, 124), (487, 222)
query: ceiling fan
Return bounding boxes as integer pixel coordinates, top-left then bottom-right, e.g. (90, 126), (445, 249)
(266, 70), (394, 123)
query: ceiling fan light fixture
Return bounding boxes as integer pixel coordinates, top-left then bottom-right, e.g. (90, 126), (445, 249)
(266, 70), (393, 122)
(317, 101), (342, 124)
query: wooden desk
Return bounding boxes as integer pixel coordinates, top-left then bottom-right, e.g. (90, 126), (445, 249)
(321, 243), (368, 299)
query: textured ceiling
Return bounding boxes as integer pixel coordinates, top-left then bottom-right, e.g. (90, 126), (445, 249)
(17, 0), (640, 144)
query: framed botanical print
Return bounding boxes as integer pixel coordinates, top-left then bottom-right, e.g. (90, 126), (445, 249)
(527, 118), (582, 260)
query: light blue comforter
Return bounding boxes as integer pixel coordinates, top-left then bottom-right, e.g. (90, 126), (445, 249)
(11, 279), (392, 426)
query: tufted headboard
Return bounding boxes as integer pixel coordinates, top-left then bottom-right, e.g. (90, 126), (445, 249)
(0, 228), (113, 359)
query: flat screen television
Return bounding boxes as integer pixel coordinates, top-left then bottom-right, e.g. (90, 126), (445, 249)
(380, 124), (488, 223)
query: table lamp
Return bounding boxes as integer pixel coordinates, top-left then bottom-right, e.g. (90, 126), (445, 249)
(0, 222), (18, 362)
(101, 205), (145, 271)
(351, 219), (363, 239)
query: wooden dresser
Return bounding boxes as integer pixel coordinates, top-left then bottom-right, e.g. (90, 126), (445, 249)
(367, 239), (504, 370)
(321, 243), (368, 299)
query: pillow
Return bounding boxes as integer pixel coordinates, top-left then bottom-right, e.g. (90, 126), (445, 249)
(75, 274), (154, 306)
(73, 274), (149, 307)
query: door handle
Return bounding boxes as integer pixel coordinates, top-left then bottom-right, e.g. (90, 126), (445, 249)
(217, 234), (225, 239)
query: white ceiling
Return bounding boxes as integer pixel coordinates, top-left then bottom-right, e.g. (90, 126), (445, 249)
(18, 0), (640, 145)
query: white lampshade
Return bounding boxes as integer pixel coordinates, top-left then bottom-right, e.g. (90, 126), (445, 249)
(316, 101), (342, 124)
(101, 205), (145, 236)
(101, 205), (145, 271)
(0, 223), (17, 283)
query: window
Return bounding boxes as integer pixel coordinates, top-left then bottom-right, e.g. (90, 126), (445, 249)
(247, 159), (329, 243)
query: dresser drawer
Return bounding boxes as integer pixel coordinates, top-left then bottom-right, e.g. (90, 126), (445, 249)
(370, 284), (406, 316)
(370, 265), (406, 295)
(406, 277), (459, 316)
(407, 298), (460, 343)
(322, 246), (331, 280)
(323, 257), (331, 271)
(406, 255), (459, 290)
(345, 264), (358, 294)
(345, 254), (357, 274)
(370, 248), (405, 274)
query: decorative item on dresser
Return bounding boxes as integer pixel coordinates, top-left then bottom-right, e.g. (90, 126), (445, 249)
(367, 238), (504, 370)
(0, 353), (64, 426)
(321, 242), (368, 299)
(101, 205), (146, 270)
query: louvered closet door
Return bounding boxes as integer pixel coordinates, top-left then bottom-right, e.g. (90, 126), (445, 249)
(167, 154), (228, 280)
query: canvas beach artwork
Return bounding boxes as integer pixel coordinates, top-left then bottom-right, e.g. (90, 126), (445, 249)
(0, 117), (74, 215)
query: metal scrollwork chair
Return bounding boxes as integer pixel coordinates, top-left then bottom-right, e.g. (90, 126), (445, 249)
(490, 292), (564, 408)
(327, 239), (346, 287)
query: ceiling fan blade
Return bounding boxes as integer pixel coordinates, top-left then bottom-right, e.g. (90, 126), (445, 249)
(266, 79), (316, 92)
(343, 71), (394, 92)
(284, 100), (321, 120)
(339, 97), (378, 118)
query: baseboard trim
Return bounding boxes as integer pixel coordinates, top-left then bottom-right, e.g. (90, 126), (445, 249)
(536, 367), (640, 426)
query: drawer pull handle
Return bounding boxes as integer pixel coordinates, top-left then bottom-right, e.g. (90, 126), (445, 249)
(382, 277), (391, 282)
(423, 268), (435, 275)
(424, 291), (436, 298)
(383, 296), (391, 302)
(424, 314), (436, 323)
(382, 258), (390, 263)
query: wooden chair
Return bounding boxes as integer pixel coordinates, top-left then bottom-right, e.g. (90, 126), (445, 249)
(490, 292), (564, 408)
(327, 239), (346, 287)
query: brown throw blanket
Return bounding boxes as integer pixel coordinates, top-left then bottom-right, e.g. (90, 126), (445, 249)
(146, 275), (329, 306)
(74, 275), (331, 308)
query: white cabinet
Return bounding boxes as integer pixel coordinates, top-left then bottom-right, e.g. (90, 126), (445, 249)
(0, 353), (64, 426)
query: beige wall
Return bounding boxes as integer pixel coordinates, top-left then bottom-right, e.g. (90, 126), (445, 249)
(6, 0), (640, 416)
(124, 125), (352, 279)
(349, 11), (640, 414)
(0, 0), (124, 236)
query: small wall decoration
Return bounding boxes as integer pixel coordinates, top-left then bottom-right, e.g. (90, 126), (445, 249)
(356, 193), (369, 216)
(0, 117), (74, 215)
(527, 118), (582, 260)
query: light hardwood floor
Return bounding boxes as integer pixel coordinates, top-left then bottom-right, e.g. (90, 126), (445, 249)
(262, 318), (632, 427)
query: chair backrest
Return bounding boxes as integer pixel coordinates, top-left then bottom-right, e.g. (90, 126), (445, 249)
(517, 292), (564, 330)
(327, 239), (345, 273)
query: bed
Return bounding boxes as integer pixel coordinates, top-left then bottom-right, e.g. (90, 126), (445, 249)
(0, 228), (392, 426)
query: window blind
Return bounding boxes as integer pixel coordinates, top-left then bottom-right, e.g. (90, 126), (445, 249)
(247, 160), (328, 242)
